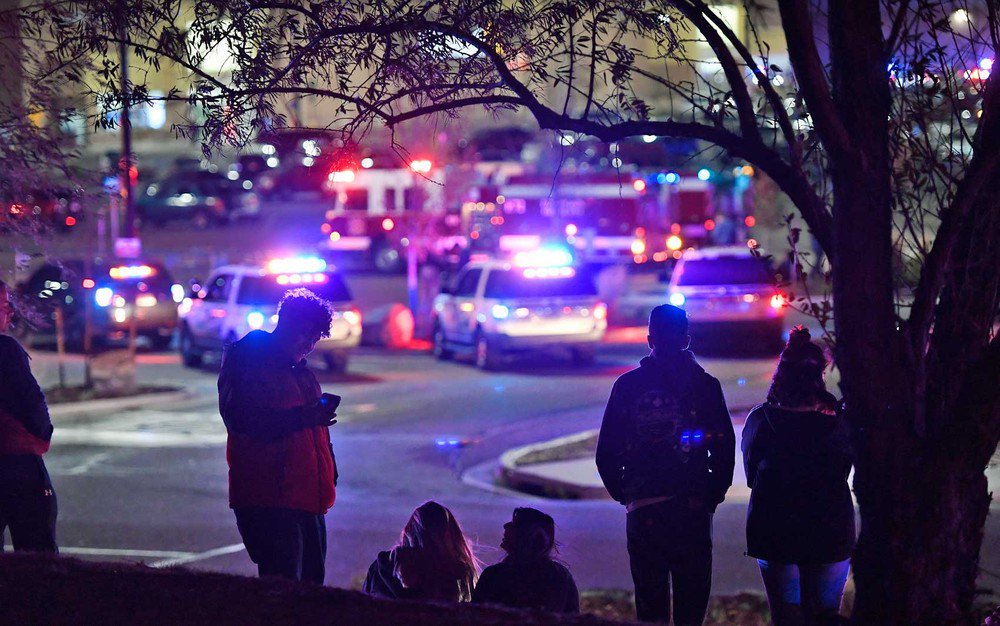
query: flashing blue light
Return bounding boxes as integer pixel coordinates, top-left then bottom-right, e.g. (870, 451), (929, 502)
(95, 287), (114, 307)
(697, 168), (712, 181)
(491, 304), (510, 319)
(246, 311), (265, 329)
(737, 377), (747, 387)
(656, 173), (667, 184)
(665, 172), (680, 184)
(435, 437), (464, 448)
(669, 292), (686, 307)
(693, 430), (704, 442)
(513, 247), (574, 268)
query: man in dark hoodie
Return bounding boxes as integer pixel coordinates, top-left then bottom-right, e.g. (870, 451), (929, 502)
(0, 280), (58, 553)
(597, 304), (735, 625)
(218, 288), (340, 583)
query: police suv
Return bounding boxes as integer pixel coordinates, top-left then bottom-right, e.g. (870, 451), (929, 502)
(178, 257), (362, 371)
(432, 248), (607, 369)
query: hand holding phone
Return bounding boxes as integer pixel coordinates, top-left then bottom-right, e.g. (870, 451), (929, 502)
(319, 393), (342, 412)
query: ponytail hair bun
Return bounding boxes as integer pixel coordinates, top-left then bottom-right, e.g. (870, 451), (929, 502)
(779, 325), (826, 369)
(787, 325), (812, 349)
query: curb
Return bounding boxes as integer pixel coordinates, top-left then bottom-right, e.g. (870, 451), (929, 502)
(49, 390), (193, 419)
(498, 429), (611, 500)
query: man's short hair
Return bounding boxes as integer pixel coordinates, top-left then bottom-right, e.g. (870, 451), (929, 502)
(276, 289), (333, 338)
(648, 304), (688, 345)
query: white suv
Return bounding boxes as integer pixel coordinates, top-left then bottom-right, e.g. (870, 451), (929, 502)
(178, 257), (362, 371)
(667, 246), (787, 345)
(432, 252), (607, 369)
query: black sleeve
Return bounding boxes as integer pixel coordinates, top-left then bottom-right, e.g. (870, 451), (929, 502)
(596, 380), (629, 504)
(704, 377), (735, 507)
(217, 348), (313, 440)
(741, 408), (764, 487)
(564, 570), (580, 614)
(0, 336), (53, 442)
(471, 566), (498, 605)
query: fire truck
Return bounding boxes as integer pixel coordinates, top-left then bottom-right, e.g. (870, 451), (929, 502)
(319, 160), (462, 272)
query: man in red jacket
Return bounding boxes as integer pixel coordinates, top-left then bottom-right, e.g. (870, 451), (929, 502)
(218, 288), (340, 583)
(0, 280), (58, 553)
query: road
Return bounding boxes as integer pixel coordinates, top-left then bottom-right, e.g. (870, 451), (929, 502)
(20, 338), (1000, 597)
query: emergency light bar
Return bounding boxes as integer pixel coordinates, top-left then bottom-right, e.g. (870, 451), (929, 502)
(266, 257), (327, 274)
(109, 265), (155, 279)
(513, 247), (574, 268)
(275, 273), (329, 285)
(523, 267), (576, 279)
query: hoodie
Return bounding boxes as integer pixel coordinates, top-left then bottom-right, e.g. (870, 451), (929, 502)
(596, 351), (735, 508)
(362, 547), (467, 602)
(742, 404), (856, 564)
(0, 335), (53, 456)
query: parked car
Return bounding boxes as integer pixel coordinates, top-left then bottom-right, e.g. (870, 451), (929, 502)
(137, 172), (260, 228)
(666, 246), (787, 345)
(431, 249), (607, 369)
(177, 256), (362, 371)
(17, 259), (182, 350)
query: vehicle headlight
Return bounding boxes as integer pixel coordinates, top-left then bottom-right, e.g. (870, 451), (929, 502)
(95, 287), (114, 307)
(247, 311), (265, 329)
(669, 292), (686, 306)
(491, 304), (510, 319)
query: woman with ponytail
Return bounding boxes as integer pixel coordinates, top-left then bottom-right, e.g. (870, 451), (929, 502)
(742, 326), (855, 626)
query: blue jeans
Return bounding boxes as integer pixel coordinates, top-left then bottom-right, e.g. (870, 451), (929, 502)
(757, 559), (850, 626)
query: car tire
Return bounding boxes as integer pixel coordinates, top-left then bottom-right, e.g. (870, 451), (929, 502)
(475, 331), (501, 371)
(432, 323), (454, 361)
(572, 345), (596, 366)
(179, 328), (203, 368)
(372, 243), (403, 273)
(323, 351), (349, 373)
(149, 334), (173, 351)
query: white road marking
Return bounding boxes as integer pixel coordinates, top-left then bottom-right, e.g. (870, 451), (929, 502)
(64, 452), (113, 475)
(54, 429), (227, 447)
(150, 543), (246, 568)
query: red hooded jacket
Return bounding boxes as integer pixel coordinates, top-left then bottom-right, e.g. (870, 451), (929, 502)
(218, 331), (336, 514)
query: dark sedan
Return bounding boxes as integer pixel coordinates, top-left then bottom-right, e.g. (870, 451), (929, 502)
(137, 172), (261, 228)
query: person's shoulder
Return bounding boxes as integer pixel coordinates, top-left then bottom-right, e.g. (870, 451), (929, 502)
(0, 334), (27, 358)
(746, 404), (769, 420)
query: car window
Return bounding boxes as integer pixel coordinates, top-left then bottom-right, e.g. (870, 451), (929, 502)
(674, 257), (774, 286)
(484, 268), (598, 299)
(204, 274), (233, 302)
(454, 268), (482, 297)
(236, 274), (352, 305)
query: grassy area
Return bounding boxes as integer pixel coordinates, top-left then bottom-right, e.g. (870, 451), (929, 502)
(581, 589), (771, 624)
(44, 384), (179, 404)
(514, 433), (598, 466)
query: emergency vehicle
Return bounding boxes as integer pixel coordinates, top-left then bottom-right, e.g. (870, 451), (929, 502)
(320, 161), (460, 272)
(431, 247), (607, 369)
(177, 256), (362, 371)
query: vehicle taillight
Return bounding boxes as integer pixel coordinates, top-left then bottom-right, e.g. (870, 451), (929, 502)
(82, 278), (96, 289)
(630, 239), (646, 255)
(65, 216), (77, 227)
(666, 235), (683, 251)
(343, 308), (362, 326)
(594, 302), (608, 320)
(770, 293), (788, 309)
(382, 218), (394, 231)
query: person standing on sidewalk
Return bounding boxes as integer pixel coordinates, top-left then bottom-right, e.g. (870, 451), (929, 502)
(597, 304), (735, 625)
(0, 280), (58, 553)
(742, 327), (854, 625)
(218, 288), (340, 583)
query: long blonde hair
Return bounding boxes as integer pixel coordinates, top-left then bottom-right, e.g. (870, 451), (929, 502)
(397, 501), (479, 601)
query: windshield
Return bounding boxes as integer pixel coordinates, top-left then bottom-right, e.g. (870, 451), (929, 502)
(674, 257), (774, 286)
(484, 268), (597, 299)
(237, 274), (352, 305)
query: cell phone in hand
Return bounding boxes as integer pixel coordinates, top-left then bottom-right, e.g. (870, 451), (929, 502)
(319, 392), (341, 412)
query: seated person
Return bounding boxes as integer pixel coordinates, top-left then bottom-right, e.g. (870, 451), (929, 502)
(472, 508), (579, 613)
(363, 501), (478, 602)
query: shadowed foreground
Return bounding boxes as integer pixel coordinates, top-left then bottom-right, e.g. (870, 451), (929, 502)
(0, 554), (626, 625)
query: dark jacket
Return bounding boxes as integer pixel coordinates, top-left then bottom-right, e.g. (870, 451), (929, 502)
(218, 330), (336, 514)
(0, 335), (52, 456)
(473, 557), (579, 614)
(596, 351), (735, 507)
(742, 404), (856, 564)
(363, 547), (467, 602)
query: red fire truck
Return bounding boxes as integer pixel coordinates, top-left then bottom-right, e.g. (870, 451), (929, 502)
(319, 161), (461, 272)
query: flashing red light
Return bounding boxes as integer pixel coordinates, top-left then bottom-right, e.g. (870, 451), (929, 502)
(770, 293), (788, 309)
(632, 179), (647, 192)
(82, 278), (95, 289)
(470, 230), (480, 240)
(65, 216), (77, 227)
(670, 223), (681, 235)
(745, 215), (756, 228)
(129, 166), (138, 184)
(704, 219), (716, 231)
(382, 218), (395, 231)
(321, 223), (332, 234)
(594, 302), (608, 320)
(409, 159), (433, 173)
